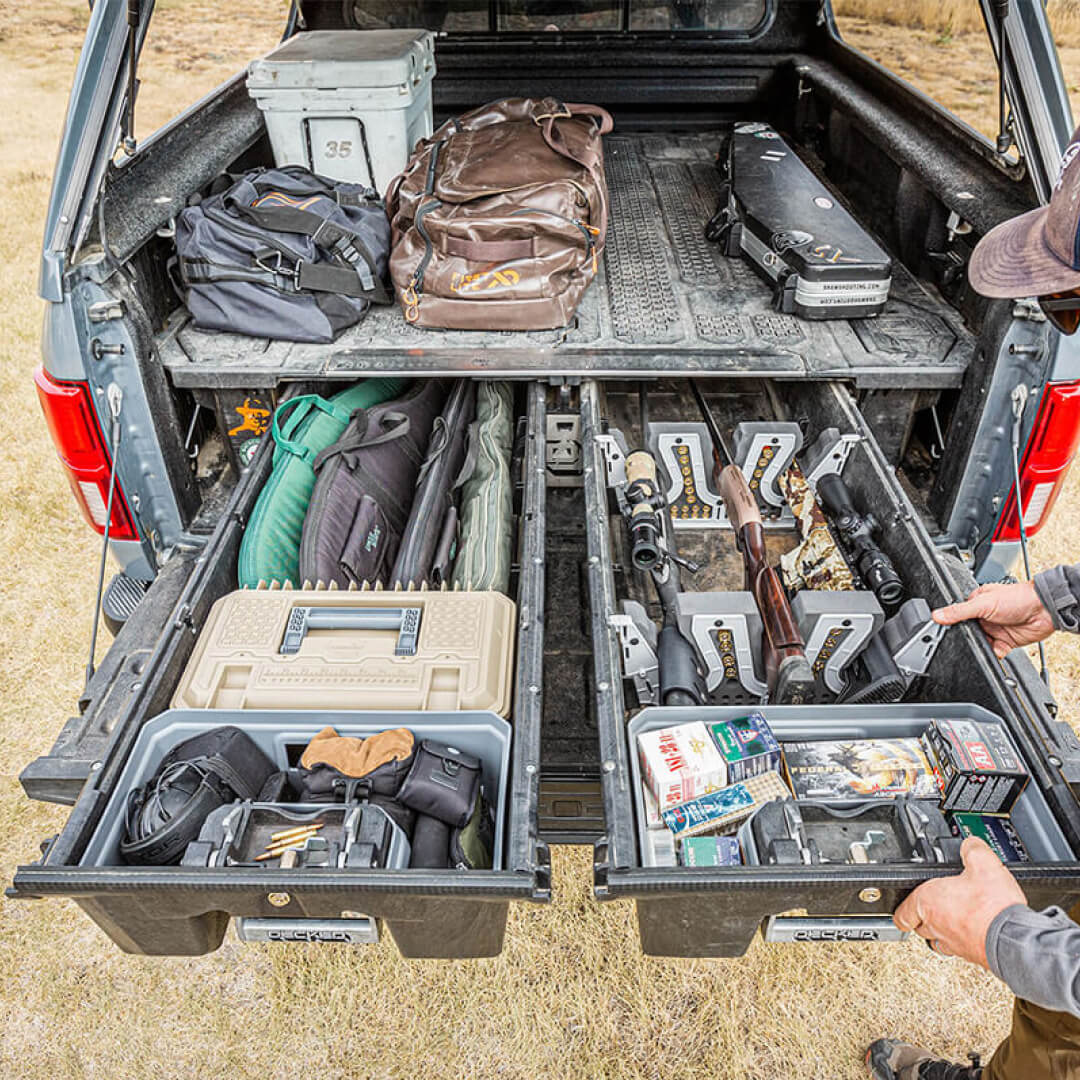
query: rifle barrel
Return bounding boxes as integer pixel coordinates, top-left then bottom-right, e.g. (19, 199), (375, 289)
(690, 380), (734, 465)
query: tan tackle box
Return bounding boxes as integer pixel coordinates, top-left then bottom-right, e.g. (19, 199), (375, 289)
(171, 588), (516, 716)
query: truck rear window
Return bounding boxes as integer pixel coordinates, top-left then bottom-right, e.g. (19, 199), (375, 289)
(347, 0), (769, 33)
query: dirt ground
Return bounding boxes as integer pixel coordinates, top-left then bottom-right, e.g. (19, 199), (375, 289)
(2, 3), (1080, 1078)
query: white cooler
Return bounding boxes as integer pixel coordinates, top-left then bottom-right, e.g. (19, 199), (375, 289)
(246, 29), (436, 197)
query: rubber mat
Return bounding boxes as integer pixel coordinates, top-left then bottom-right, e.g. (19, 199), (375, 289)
(160, 133), (975, 389)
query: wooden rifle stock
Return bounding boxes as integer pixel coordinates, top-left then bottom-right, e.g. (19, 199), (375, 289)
(715, 461), (814, 703)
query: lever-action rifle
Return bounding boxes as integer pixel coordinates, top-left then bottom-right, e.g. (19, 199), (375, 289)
(623, 449), (706, 707)
(690, 381), (815, 704)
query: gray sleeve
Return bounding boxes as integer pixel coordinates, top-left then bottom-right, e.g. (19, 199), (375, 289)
(985, 903), (1080, 1015)
(1033, 564), (1080, 632)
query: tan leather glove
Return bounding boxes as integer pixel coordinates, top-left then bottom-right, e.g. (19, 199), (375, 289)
(300, 726), (414, 777)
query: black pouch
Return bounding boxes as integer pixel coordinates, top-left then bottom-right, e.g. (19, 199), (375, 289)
(410, 814), (452, 868)
(450, 794), (494, 870)
(368, 794), (416, 840)
(396, 740), (482, 828)
(121, 727), (280, 866)
(290, 751), (414, 803)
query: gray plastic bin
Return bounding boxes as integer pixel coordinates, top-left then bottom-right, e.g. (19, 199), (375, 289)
(628, 704), (1075, 867)
(82, 709), (511, 870)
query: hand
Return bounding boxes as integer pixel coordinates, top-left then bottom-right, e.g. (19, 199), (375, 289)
(933, 581), (1055, 659)
(893, 837), (1027, 968)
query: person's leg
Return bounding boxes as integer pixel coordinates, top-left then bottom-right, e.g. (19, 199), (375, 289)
(971, 898), (1080, 1080)
(869, 902), (1080, 1080)
(982, 994), (1080, 1080)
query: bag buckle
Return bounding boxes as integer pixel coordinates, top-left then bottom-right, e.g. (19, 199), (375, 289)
(253, 248), (285, 275)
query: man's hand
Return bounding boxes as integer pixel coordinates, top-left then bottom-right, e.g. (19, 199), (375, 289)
(933, 580), (1055, 659)
(893, 837), (1027, 967)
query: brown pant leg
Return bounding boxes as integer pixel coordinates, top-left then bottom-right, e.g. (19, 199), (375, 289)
(984, 900), (1080, 1080)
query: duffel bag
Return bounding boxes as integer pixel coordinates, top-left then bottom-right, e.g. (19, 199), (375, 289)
(386, 97), (613, 331)
(299, 380), (448, 587)
(175, 165), (393, 343)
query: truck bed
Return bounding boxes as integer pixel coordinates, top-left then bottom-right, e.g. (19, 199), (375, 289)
(158, 133), (974, 390)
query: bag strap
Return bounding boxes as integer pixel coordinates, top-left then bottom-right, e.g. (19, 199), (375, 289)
(271, 394), (354, 466)
(180, 253), (392, 304)
(223, 187), (389, 299)
(534, 101), (613, 239)
(312, 411), (412, 472)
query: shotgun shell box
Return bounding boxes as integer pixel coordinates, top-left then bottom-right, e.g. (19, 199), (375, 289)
(708, 713), (783, 784)
(922, 718), (1028, 814)
(661, 770), (792, 839)
(951, 812), (1031, 864)
(783, 738), (938, 801)
(681, 836), (742, 867)
(638, 721), (729, 810)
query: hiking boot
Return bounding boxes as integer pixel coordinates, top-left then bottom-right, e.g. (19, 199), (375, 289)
(866, 1038), (983, 1080)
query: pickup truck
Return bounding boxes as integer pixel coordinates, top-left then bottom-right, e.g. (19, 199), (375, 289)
(13, 0), (1080, 958)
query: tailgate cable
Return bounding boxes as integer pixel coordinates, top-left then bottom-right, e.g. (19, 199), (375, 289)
(1010, 384), (1050, 687)
(85, 384), (124, 689)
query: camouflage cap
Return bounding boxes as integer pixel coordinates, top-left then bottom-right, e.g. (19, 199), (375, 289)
(969, 124), (1080, 299)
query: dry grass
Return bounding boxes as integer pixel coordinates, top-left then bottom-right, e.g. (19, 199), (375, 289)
(835, 0), (1080, 43)
(832, 0), (1080, 140)
(1, 3), (1080, 1079)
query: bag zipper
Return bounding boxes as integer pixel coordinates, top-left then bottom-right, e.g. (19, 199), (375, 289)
(508, 207), (601, 272)
(403, 197), (442, 323)
(403, 142), (445, 322)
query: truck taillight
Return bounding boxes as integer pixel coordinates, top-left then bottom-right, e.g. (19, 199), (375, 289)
(993, 380), (1080, 542)
(34, 366), (137, 541)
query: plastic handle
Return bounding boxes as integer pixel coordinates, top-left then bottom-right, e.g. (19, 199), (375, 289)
(305, 609), (410, 632)
(280, 606), (422, 656)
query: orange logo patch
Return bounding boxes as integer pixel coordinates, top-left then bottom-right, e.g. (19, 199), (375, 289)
(228, 397), (271, 438)
(450, 266), (521, 294)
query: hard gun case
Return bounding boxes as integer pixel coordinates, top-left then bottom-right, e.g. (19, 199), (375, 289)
(707, 122), (893, 320)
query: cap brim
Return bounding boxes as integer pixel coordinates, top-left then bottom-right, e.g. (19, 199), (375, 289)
(969, 206), (1080, 298)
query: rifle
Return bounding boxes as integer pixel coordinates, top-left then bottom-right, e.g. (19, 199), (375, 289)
(623, 448), (705, 707)
(690, 381), (815, 704)
(815, 472), (904, 607)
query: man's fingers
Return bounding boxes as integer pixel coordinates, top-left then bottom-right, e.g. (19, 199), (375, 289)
(988, 635), (1013, 659)
(960, 836), (1005, 874)
(894, 888), (926, 933)
(933, 596), (995, 625)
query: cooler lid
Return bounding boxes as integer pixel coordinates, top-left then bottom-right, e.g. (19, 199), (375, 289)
(247, 29), (435, 92)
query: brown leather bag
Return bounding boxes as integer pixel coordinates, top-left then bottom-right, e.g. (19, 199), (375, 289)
(387, 97), (614, 331)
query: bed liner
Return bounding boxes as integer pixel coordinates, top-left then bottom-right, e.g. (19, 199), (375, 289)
(158, 133), (974, 390)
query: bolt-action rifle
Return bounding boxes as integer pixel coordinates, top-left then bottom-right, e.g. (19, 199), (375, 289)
(623, 448), (705, 707)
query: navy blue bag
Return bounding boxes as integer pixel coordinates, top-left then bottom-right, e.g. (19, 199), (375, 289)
(175, 166), (392, 344)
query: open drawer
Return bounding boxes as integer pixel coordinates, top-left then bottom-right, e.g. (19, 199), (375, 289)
(580, 377), (1080, 957)
(11, 382), (551, 958)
